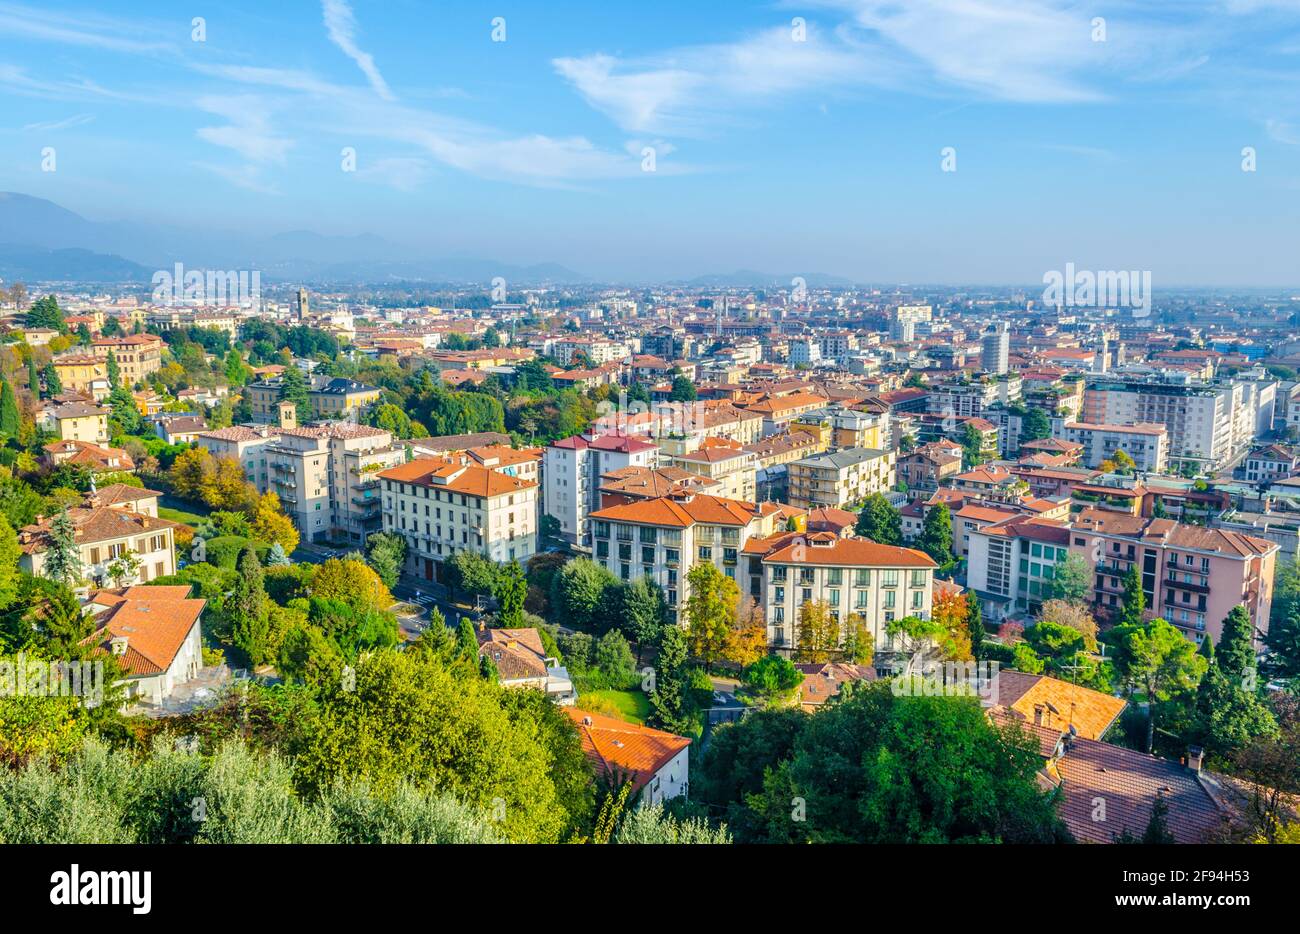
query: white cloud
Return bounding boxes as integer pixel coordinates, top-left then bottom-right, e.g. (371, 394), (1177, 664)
(554, 24), (890, 135)
(22, 112), (94, 131)
(0, 2), (174, 54)
(321, 0), (394, 101)
(195, 95), (294, 164)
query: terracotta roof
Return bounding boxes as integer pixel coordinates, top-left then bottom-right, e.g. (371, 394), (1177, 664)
(197, 425), (278, 442)
(1054, 737), (1230, 844)
(42, 439), (135, 471)
(563, 708), (690, 795)
(377, 456), (536, 497)
(477, 628), (548, 681)
(796, 662), (876, 707)
(763, 537), (937, 568)
(85, 586), (205, 679)
(805, 507), (857, 533)
(590, 492), (759, 528)
(19, 506), (177, 554)
(1072, 508), (1277, 558)
(993, 670), (1126, 741)
(407, 431), (511, 452)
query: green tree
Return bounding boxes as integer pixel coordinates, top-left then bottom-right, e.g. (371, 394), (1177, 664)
(42, 507), (83, 587)
(648, 626), (691, 734)
(40, 363), (62, 398)
(684, 562), (737, 670)
(742, 654), (802, 702)
(594, 630), (635, 684)
(855, 492), (902, 545)
(620, 575), (666, 663)
(1191, 662), (1277, 762)
(105, 350), (121, 389)
(916, 503), (952, 566)
(364, 531), (407, 589)
(1113, 617), (1208, 753)
(280, 366), (311, 421)
(668, 374), (696, 402)
(230, 545), (271, 666)
(25, 295), (66, 333)
(550, 557), (617, 632)
(1215, 605), (1256, 680)
(1118, 565), (1146, 628)
(0, 377), (19, 439)
(493, 560), (527, 629)
(1020, 407), (1051, 445)
(1048, 553), (1093, 603)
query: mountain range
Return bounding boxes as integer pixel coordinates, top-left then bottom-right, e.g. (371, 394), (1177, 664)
(0, 192), (587, 286)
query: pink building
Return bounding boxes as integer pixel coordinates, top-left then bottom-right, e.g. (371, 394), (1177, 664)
(1068, 508), (1278, 650)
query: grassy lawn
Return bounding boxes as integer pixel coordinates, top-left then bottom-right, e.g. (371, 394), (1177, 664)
(158, 506), (208, 527)
(578, 688), (651, 725)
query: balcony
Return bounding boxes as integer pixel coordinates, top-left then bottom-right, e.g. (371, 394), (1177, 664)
(351, 495), (380, 509)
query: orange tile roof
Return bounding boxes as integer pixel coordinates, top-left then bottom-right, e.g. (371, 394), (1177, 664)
(762, 537), (937, 568)
(85, 586), (205, 678)
(563, 708), (690, 794)
(377, 456), (536, 497)
(590, 492), (759, 528)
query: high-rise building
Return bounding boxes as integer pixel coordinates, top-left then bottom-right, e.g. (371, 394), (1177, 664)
(981, 322), (1010, 375)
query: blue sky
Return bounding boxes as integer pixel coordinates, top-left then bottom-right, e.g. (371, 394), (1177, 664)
(3, 0), (1300, 284)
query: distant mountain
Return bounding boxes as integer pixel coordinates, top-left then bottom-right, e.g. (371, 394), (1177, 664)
(681, 269), (858, 289)
(0, 244), (149, 282)
(0, 192), (588, 285)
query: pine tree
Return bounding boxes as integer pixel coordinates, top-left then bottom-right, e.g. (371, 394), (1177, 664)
(43, 507), (83, 587)
(105, 350), (121, 389)
(230, 545), (270, 666)
(1215, 605), (1255, 680)
(1141, 795), (1177, 844)
(648, 626), (690, 734)
(457, 617), (479, 662)
(966, 590), (984, 661)
(0, 377), (20, 439)
(1118, 566), (1146, 628)
(917, 503), (953, 566)
(40, 363), (62, 397)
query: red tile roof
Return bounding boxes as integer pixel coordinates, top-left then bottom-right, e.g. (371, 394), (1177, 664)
(563, 708), (690, 795)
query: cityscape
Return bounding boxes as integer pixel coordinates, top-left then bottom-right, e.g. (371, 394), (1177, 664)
(0, 0), (1296, 899)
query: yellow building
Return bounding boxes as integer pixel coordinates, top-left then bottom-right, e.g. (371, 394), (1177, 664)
(309, 377), (382, 417)
(91, 334), (163, 385)
(43, 401), (110, 445)
(51, 354), (110, 401)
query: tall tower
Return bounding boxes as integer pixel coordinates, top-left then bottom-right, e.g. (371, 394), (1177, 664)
(981, 322), (1010, 375)
(296, 288), (309, 321)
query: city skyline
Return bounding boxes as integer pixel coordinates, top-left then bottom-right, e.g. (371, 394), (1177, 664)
(2, 1), (1300, 285)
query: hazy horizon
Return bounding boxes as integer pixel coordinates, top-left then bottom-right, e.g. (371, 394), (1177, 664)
(4, 1), (1300, 285)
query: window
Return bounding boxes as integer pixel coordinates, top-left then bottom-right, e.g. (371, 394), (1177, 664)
(827, 568), (843, 586)
(642, 546), (655, 564)
(698, 546), (713, 561)
(596, 540), (609, 559)
(827, 589), (840, 606)
(854, 568), (870, 587)
(910, 569), (926, 587)
(882, 569), (899, 587)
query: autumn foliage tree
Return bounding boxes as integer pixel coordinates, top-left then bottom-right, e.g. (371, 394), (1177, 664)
(250, 491), (299, 553)
(685, 562), (738, 670)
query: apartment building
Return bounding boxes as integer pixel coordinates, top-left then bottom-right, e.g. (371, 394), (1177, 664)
(588, 491), (770, 624)
(308, 376), (382, 417)
(665, 443), (758, 502)
(966, 515), (1074, 622)
(753, 536), (937, 658)
(18, 486), (177, 587)
(379, 456), (538, 581)
(544, 431), (659, 547)
(264, 424), (405, 545)
(744, 390), (831, 437)
(927, 375), (1022, 419)
(41, 401), (109, 445)
(1059, 421), (1169, 472)
(787, 447), (896, 511)
(1070, 508), (1278, 648)
(90, 334), (163, 385)
(897, 441), (963, 492)
(50, 354), (110, 401)
(1241, 444), (1300, 484)
(195, 423), (282, 491)
(1081, 377), (1246, 472)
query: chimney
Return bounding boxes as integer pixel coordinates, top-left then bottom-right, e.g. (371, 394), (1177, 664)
(110, 636), (129, 656)
(1187, 745), (1204, 773)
